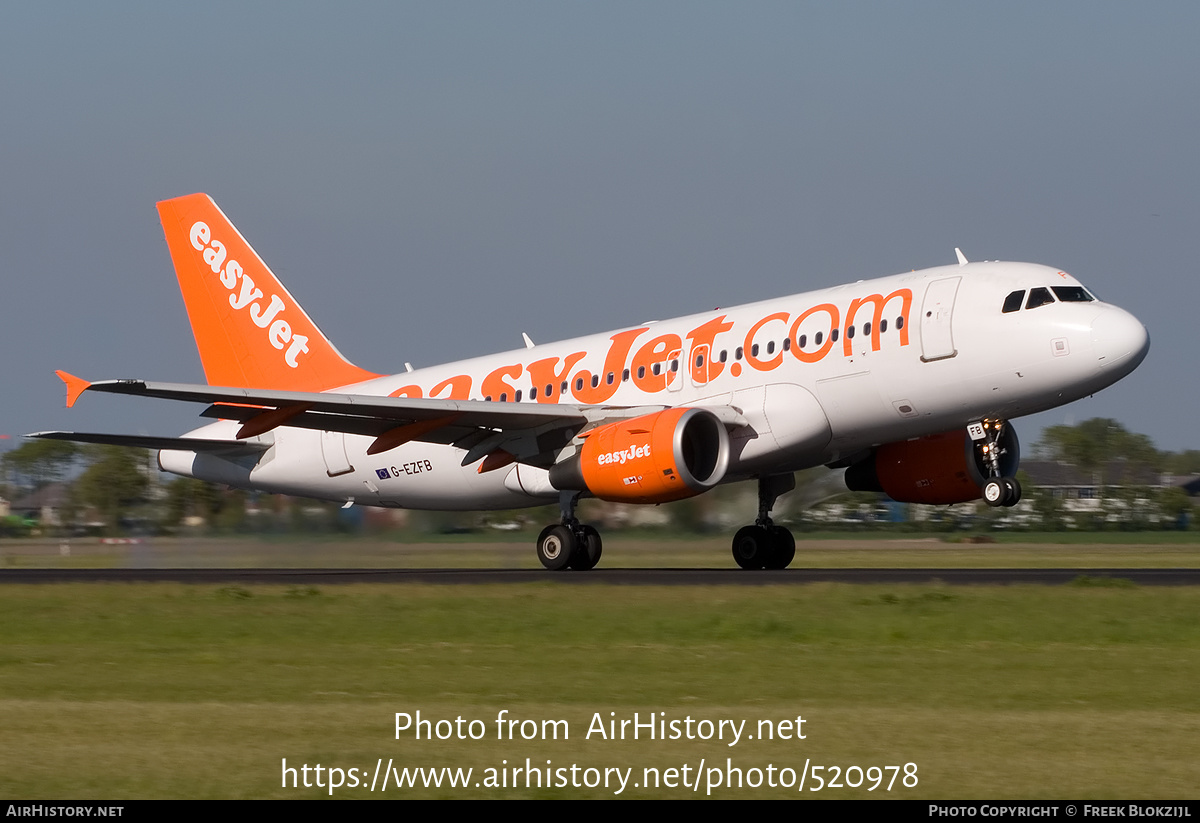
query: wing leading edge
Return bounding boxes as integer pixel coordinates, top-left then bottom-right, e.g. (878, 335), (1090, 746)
(40, 373), (749, 470)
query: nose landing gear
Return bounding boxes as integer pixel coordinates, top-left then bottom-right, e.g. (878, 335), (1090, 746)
(974, 420), (1022, 508)
(982, 475), (1022, 508)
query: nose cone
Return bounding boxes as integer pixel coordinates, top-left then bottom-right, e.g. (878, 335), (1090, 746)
(1091, 307), (1150, 377)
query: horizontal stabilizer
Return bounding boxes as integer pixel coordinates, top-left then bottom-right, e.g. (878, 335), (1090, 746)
(27, 431), (270, 454)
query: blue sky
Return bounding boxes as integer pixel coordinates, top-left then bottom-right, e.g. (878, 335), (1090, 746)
(2, 2), (1196, 453)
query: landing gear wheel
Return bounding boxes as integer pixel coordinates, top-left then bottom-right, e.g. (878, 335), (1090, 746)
(1002, 477), (1022, 507)
(536, 524), (576, 571)
(764, 525), (796, 570)
(569, 525), (603, 571)
(732, 525), (770, 570)
(983, 478), (1006, 508)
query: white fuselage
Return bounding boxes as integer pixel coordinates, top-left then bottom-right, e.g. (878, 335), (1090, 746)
(160, 261), (1149, 509)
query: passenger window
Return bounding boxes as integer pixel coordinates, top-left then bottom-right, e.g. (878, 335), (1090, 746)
(1026, 287), (1055, 309)
(880, 319), (888, 333)
(514, 390), (522, 402)
(1002, 290), (1025, 313)
(529, 387), (537, 400)
(896, 316), (904, 330)
(799, 334), (807, 348)
(782, 338), (791, 351)
(1052, 286), (1095, 303)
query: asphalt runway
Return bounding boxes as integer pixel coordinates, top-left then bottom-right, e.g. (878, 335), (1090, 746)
(3, 568), (1200, 585)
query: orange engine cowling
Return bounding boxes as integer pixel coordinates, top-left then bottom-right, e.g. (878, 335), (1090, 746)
(548, 407), (730, 503)
(844, 426), (1020, 505)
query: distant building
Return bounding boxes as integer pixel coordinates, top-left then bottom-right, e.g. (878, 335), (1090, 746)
(1021, 460), (1194, 503)
(9, 482), (72, 526)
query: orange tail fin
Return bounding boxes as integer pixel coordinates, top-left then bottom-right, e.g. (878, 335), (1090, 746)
(157, 193), (380, 391)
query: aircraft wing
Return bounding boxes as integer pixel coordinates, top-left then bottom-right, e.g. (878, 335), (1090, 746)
(50, 373), (748, 469)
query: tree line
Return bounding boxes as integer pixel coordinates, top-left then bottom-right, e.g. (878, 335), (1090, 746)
(2, 419), (1196, 536)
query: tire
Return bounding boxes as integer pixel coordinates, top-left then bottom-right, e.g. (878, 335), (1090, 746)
(570, 525), (603, 571)
(764, 525), (796, 569)
(983, 478), (1005, 507)
(1002, 477), (1022, 507)
(732, 525), (769, 570)
(536, 524), (576, 571)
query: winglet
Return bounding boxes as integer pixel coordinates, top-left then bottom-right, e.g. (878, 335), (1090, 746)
(955, 248), (968, 266)
(55, 370), (91, 408)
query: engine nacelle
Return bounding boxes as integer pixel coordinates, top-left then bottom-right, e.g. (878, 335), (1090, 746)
(844, 425), (1020, 505)
(549, 407), (730, 503)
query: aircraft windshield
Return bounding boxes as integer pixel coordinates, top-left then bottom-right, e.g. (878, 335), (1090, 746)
(1026, 287), (1055, 309)
(1002, 290), (1025, 313)
(1052, 286), (1095, 303)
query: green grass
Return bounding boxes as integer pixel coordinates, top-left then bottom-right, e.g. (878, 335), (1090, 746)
(982, 531), (1200, 545)
(3, 533), (1200, 569)
(1, 582), (1198, 798)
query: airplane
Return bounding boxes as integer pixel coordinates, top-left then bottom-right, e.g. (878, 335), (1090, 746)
(33, 193), (1150, 570)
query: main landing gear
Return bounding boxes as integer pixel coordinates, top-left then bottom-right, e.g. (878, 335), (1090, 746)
(731, 474), (797, 570)
(534, 476), (800, 572)
(976, 419), (1022, 508)
(535, 492), (602, 571)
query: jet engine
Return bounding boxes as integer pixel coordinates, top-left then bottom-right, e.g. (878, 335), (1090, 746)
(844, 425), (1020, 505)
(549, 407), (730, 503)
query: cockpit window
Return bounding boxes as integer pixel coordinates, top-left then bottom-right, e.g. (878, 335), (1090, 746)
(1002, 290), (1025, 313)
(1052, 286), (1094, 303)
(1026, 287), (1055, 309)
